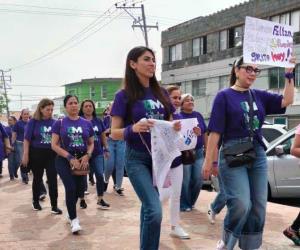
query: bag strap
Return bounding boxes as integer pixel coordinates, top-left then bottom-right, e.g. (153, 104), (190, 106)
(248, 90), (254, 141)
(132, 120), (152, 156)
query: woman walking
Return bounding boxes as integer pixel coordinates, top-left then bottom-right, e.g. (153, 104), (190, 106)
(51, 95), (94, 234)
(110, 46), (179, 250)
(180, 93), (207, 211)
(202, 56), (295, 250)
(79, 99), (110, 209)
(22, 98), (62, 214)
(5, 116), (17, 180)
(12, 108), (30, 184)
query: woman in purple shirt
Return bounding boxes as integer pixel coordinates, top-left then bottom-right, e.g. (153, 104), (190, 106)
(22, 98), (62, 214)
(6, 116), (17, 180)
(79, 99), (110, 209)
(12, 108), (30, 184)
(180, 93), (207, 212)
(110, 46), (180, 250)
(202, 56), (295, 250)
(51, 95), (94, 234)
(0, 122), (11, 178)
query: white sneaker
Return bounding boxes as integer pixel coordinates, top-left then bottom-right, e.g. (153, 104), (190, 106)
(216, 240), (227, 250)
(170, 226), (190, 239)
(207, 204), (216, 224)
(84, 191), (89, 195)
(70, 218), (82, 234)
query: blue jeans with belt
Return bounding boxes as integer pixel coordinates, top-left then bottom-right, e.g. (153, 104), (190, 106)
(180, 148), (204, 211)
(104, 138), (125, 189)
(219, 138), (268, 250)
(125, 146), (162, 250)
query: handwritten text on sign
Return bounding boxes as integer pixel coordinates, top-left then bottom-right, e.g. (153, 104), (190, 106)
(243, 16), (294, 68)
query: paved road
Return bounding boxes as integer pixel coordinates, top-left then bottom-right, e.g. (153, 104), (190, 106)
(0, 163), (299, 250)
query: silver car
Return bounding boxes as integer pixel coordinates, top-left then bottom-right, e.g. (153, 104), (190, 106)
(266, 127), (300, 198)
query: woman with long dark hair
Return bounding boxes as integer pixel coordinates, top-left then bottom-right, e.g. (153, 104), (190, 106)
(22, 98), (62, 214)
(202, 56), (295, 250)
(79, 99), (110, 209)
(5, 116), (17, 180)
(12, 108), (30, 184)
(51, 95), (94, 234)
(110, 46), (180, 250)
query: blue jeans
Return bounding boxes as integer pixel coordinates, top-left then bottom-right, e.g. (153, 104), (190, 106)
(211, 174), (226, 214)
(125, 147), (162, 250)
(105, 138), (125, 189)
(219, 139), (268, 250)
(55, 156), (85, 220)
(15, 141), (28, 181)
(180, 148), (204, 210)
(90, 154), (105, 196)
(8, 151), (17, 178)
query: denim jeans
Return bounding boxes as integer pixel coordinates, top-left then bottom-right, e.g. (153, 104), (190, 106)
(55, 156), (85, 220)
(211, 174), (226, 214)
(90, 154), (105, 196)
(219, 138), (268, 250)
(125, 147), (162, 250)
(8, 151), (17, 178)
(105, 138), (125, 189)
(180, 148), (204, 210)
(15, 141), (28, 181)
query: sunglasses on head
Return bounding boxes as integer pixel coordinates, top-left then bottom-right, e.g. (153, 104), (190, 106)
(239, 65), (261, 75)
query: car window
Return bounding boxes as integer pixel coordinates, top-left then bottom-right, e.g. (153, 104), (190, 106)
(268, 134), (295, 156)
(262, 128), (284, 143)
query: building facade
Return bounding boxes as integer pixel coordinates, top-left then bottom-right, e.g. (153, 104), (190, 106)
(65, 78), (122, 115)
(161, 0), (300, 128)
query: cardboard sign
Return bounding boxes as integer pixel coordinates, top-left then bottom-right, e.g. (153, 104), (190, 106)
(243, 16), (294, 68)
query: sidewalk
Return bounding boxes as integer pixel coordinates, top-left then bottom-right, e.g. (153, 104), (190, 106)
(0, 164), (299, 250)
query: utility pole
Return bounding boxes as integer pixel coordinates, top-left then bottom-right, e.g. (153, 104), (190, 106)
(0, 69), (11, 119)
(115, 3), (158, 47)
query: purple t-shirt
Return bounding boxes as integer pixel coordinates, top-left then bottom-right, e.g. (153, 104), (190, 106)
(0, 123), (8, 161)
(171, 112), (183, 168)
(103, 115), (111, 130)
(111, 87), (175, 152)
(13, 120), (28, 142)
(24, 118), (55, 149)
(180, 111), (207, 149)
(208, 88), (285, 148)
(5, 126), (12, 144)
(90, 117), (105, 157)
(52, 117), (94, 154)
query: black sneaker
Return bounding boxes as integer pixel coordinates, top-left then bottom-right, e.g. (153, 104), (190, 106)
(32, 202), (42, 211)
(51, 206), (63, 215)
(114, 188), (124, 196)
(97, 199), (110, 210)
(114, 185), (124, 191)
(80, 199), (87, 209)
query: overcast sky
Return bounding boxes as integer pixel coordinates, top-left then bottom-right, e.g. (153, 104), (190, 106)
(0, 0), (246, 111)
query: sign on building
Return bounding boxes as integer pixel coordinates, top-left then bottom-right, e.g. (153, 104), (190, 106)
(243, 16), (294, 68)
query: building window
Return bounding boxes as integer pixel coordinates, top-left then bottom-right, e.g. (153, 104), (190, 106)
(271, 12), (291, 25)
(101, 85), (107, 99)
(219, 30), (228, 51)
(170, 43), (182, 62)
(269, 67), (285, 89)
(219, 75), (229, 90)
(291, 10), (300, 32)
(234, 26), (243, 47)
(192, 79), (206, 97)
(68, 89), (76, 95)
(295, 64), (300, 88)
(90, 86), (96, 99)
(192, 37), (207, 57)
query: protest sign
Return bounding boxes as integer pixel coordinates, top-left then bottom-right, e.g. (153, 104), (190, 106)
(243, 16), (294, 68)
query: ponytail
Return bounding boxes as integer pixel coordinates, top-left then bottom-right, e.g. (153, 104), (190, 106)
(229, 56), (244, 86)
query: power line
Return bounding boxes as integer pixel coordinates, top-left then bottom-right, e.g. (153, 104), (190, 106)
(8, 0), (142, 71)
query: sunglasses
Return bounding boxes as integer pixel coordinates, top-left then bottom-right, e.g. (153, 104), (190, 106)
(239, 65), (261, 75)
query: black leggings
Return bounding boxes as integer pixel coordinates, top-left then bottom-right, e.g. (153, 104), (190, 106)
(30, 147), (58, 207)
(292, 212), (300, 231)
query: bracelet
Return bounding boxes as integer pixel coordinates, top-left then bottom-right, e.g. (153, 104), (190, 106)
(66, 154), (74, 162)
(124, 125), (133, 141)
(212, 161), (218, 167)
(285, 72), (294, 83)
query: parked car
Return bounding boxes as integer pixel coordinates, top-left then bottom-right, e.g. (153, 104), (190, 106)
(266, 127), (300, 198)
(262, 123), (287, 146)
